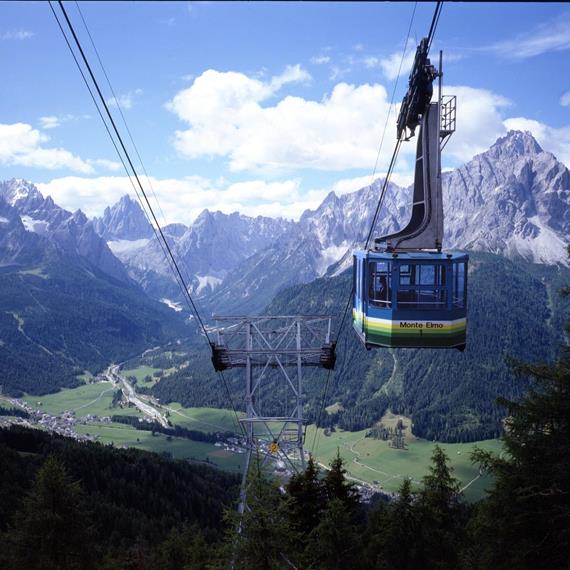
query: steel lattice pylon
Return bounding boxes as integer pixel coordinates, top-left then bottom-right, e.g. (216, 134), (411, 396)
(211, 315), (335, 513)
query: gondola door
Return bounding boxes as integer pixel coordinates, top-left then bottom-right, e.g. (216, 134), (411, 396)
(353, 254), (365, 338)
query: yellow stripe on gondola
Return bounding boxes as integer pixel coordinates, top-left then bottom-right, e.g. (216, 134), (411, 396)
(366, 317), (466, 333)
(353, 310), (466, 334)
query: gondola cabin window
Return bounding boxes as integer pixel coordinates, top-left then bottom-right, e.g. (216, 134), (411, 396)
(396, 263), (447, 309)
(453, 261), (466, 308)
(369, 261), (391, 307)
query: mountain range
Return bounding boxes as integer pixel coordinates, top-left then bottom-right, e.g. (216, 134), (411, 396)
(78, 130), (569, 315)
(1, 130), (569, 428)
(0, 180), (188, 396)
(0, 178), (131, 285)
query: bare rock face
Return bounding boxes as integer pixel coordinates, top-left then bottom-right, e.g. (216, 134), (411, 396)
(0, 178), (131, 285)
(105, 201), (295, 299)
(207, 131), (569, 313)
(93, 194), (153, 241)
(89, 130), (569, 312)
(443, 131), (569, 265)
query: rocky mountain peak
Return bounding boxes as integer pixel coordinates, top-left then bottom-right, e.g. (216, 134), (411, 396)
(443, 131), (569, 265)
(94, 194), (153, 240)
(485, 130), (543, 161)
(163, 223), (187, 238)
(0, 178), (45, 211)
(0, 179), (132, 285)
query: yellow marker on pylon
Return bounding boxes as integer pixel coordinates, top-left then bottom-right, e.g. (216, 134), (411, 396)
(269, 441), (279, 454)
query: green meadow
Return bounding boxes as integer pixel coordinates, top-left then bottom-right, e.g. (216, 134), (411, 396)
(20, 381), (246, 473)
(23, 382), (118, 417)
(75, 421), (244, 472)
(122, 365), (162, 388)
(163, 402), (244, 434)
(305, 424), (502, 501)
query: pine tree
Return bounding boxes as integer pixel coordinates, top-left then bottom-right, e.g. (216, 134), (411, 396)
(381, 478), (421, 570)
(155, 524), (212, 570)
(224, 455), (297, 570)
(466, 293), (570, 569)
(324, 449), (360, 511)
(416, 446), (464, 569)
(286, 455), (326, 534)
(6, 455), (95, 570)
(363, 497), (390, 570)
(306, 498), (363, 570)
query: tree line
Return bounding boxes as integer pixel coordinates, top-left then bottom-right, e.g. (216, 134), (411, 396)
(111, 414), (234, 443)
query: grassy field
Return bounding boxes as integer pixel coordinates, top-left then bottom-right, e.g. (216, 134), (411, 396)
(305, 423), (502, 501)
(75, 421), (244, 472)
(163, 403), (244, 434)
(20, 383), (246, 473)
(21, 383), (242, 433)
(123, 364), (181, 388)
(122, 365), (162, 388)
(23, 382), (119, 417)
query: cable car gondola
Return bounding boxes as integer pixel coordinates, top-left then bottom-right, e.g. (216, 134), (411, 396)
(353, 39), (468, 350)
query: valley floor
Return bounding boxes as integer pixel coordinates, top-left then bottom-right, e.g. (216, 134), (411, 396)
(1, 365), (501, 501)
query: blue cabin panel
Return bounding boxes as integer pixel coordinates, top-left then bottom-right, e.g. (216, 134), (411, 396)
(352, 251), (468, 349)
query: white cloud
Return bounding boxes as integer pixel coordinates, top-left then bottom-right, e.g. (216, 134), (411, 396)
(167, 65), (526, 180)
(107, 89), (143, 110)
(440, 85), (512, 164)
(375, 51), (415, 80)
(310, 55), (330, 65)
(37, 172), (395, 225)
(490, 13), (570, 59)
(87, 158), (122, 172)
(167, 68), (397, 173)
(37, 175), (312, 223)
(328, 65), (351, 81)
(561, 91), (570, 107)
(363, 56), (380, 69)
(39, 116), (61, 129)
(368, 48), (462, 81)
(329, 175), (375, 196)
(1, 30), (33, 40)
(0, 123), (93, 173)
(269, 64), (311, 91)
(39, 114), (87, 129)
(35, 95), (570, 228)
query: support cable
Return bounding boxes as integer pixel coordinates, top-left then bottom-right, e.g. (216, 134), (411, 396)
(68, 1), (245, 439)
(73, 1), (171, 231)
(54, 0), (210, 341)
(50, 0), (245, 437)
(50, 3), (193, 323)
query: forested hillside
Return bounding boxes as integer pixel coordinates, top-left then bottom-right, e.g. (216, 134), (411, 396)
(0, 258), (189, 396)
(149, 251), (570, 442)
(0, 426), (239, 568)
(4, 332), (567, 570)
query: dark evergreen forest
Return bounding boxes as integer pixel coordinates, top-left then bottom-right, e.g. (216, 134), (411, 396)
(0, 426), (239, 568)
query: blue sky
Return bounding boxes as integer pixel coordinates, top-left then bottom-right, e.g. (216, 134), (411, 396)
(1, 1), (569, 224)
